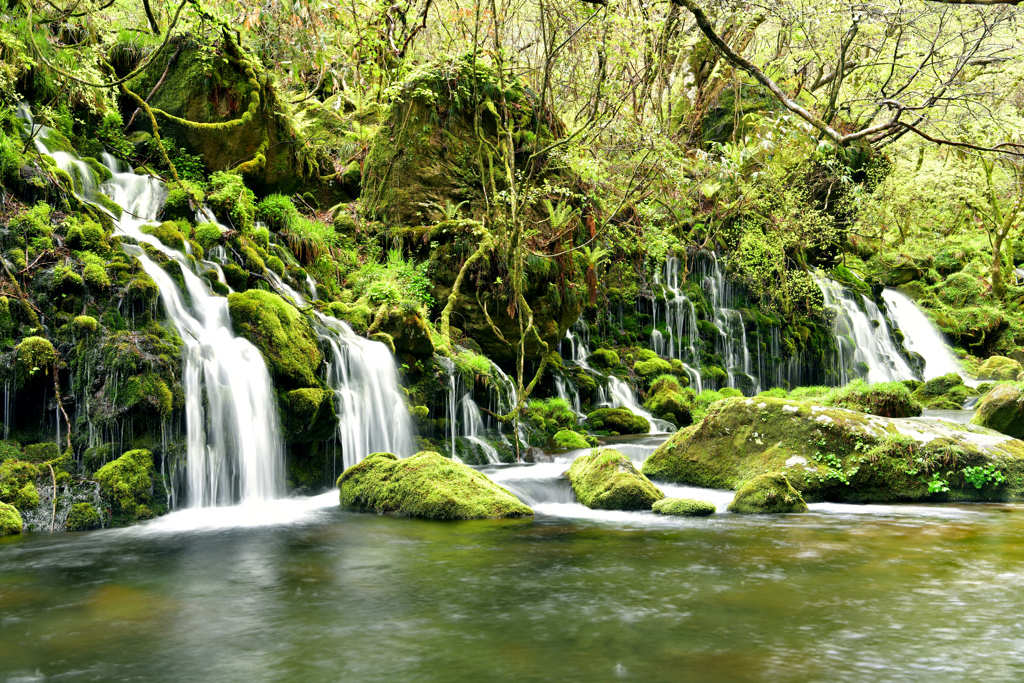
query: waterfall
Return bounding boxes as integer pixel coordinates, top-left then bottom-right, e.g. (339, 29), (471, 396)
(19, 105), (284, 507)
(816, 276), (916, 384)
(435, 356), (499, 463)
(315, 314), (415, 469)
(881, 289), (962, 381)
(699, 253), (760, 392)
(651, 257), (703, 392)
(604, 376), (674, 433)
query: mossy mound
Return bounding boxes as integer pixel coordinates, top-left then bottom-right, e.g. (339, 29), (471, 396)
(913, 373), (975, 409)
(587, 348), (620, 368)
(374, 306), (434, 356)
(227, 289), (322, 389)
(644, 378), (694, 427)
(95, 449), (155, 521)
(633, 356), (672, 382)
(567, 449), (664, 510)
(16, 336), (56, 388)
(642, 396), (1024, 503)
(978, 356), (1024, 381)
(727, 473), (808, 514)
(829, 380), (922, 418)
(281, 388), (337, 443)
(0, 501), (22, 536)
(585, 407), (649, 435)
(338, 451), (533, 519)
(552, 430), (590, 449)
(652, 497), (716, 517)
(65, 503), (102, 531)
(0, 460), (40, 510)
(971, 384), (1024, 439)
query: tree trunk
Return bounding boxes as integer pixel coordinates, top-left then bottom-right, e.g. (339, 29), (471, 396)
(992, 233), (1006, 299)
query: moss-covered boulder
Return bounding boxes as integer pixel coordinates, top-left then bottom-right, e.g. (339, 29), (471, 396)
(15, 336), (56, 388)
(65, 503), (102, 531)
(95, 449), (155, 521)
(281, 388), (337, 443)
(585, 407), (649, 435)
(642, 396), (1024, 503)
(567, 448), (664, 510)
(913, 373), (975, 409)
(227, 289), (322, 389)
(587, 348), (620, 368)
(971, 384), (1024, 439)
(652, 497), (716, 517)
(374, 306), (434, 357)
(829, 380), (922, 417)
(338, 451), (533, 519)
(978, 356), (1024, 382)
(633, 356), (672, 383)
(727, 473), (808, 514)
(552, 430), (589, 449)
(0, 501), (22, 536)
(0, 460), (40, 510)
(643, 376), (694, 426)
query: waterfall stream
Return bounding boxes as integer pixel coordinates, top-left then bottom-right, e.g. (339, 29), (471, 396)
(881, 289), (963, 381)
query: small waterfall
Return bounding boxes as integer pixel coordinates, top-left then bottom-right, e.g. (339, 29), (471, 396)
(554, 375), (583, 416)
(699, 253), (760, 392)
(20, 105), (287, 507)
(316, 313), (415, 470)
(816, 276), (916, 384)
(604, 376), (674, 433)
(435, 356), (500, 463)
(881, 289), (962, 380)
(652, 256), (703, 392)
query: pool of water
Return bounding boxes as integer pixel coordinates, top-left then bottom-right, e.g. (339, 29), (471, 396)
(4, 482), (1024, 682)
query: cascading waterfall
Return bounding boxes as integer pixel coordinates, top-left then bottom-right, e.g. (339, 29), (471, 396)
(881, 289), (963, 381)
(816, 276), (916, 385)
(698, 253), (760, 392)
(435, 355), (500, 463)
(604, 376), (674, 433)
(651, 257), (703, 392)
(315, 314), (416, 470)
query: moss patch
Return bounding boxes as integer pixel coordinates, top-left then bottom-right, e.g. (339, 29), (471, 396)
(652, 497), (716, 517)
(227, 289), (322, 389)
(727, 472), (808, 514)
(0, 501), (22, 536)
(585, 407), (649, 435)
(95, 449), (155, 521)
(566, 448), (664, 510)
(338, 451), (533, 519)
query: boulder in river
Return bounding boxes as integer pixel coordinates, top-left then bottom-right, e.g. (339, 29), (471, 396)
(642, 396), (1024, 503)
(338, 451), (533, 520)
(652, 497), (716, 517)
(971, 384), (1024, 440)
(566, 448), (664, 510)
(978, 356), (1023, 381)
(727, 473), (808, 514)
(585, 407), (649, 435)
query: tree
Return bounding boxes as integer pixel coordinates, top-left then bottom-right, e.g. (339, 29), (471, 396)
(967, 158), (1022, 299)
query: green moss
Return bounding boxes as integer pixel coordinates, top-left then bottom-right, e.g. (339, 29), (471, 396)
(140, 221), (185, 250)
(11, 202), (53, 237)
(266, 255), (286, 277)
(971, 384), (1024, 439)
(567, 448), (665, 510)
(72, 315), (98, 335)
(208, 171), (256, 231)
(0, 501), (22, 536)
(23, 443), (59, 463)
(83, 263), (111, 289)
(256, 194), (300, 231)
(338, 451), (533, 519)
(587, 348), (620, 368)
(282, 388), (337, 443)
(222, 263), (248, 290)
(116, 374), (174, 416)
(552, 430), (590, 449)
(701, 365), (727, 382)
(65, 503), (102, 531)
(193, 222), (223, 250)
(16, 336), (56, 388)
(327, 302), (372, 334)
(652, 497), (716, 517)
(978, 356), (1023, 381)
(95, 449), (155, 520)
(227, 289), (322, 389)
(585, 407), (649, 435)
(0, 460), (40, 510)
(634, 356), (673, 382)
(829, 380), (922, 418)
(727, 472), (808, 514)
(65, 216), (109, 254)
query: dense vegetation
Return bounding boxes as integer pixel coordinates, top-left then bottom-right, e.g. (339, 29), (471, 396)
(1, 0), (1024, 530)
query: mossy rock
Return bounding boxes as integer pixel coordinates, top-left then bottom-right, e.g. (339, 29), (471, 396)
(227, 289), (322, 389)
(0, 459), (41, 509)
(978, 356), (1023, 381)
(0, 501), (22, 536)
(587, 348), (620, 368)
(652, 497), (716, 517)
(633, 356), (672, 381)
(95, 448), (155, 521)
(566, 448), (664, 510)
(65, 503), (102, 531)
(644, 382), (694, 427)
(552, 430), (589, 449)
(338, 451), (533, 519)
(282, 388), (337, 443)
(72, 315), (98, 335)
(585, 407), (649, 435)
(971, 384), (1024, 439)
(727, 473), (808, 514)
(918, 373), (965, 397)
(829, 380), (922, 418)
(642, 396), (1024, 503)
(15, 336), (56, 388)
(375, 306), (434, 356)
(140, 221), (185, 250)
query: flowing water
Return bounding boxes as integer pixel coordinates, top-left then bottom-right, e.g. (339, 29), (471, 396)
(4, 441), (1024, 682)
(882, 289), (963, 380)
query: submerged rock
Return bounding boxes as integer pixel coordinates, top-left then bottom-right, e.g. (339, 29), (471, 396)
(566, 449), (664, 510)
(642, 396), (1024, 503)
(585, 407), (649, 435)
(971, 384), (1024, 439)
(727, 473), (808, 514)
(338, 451), (533, 520)
(0, 501), (22, 535)
(652, 497), (716, 517)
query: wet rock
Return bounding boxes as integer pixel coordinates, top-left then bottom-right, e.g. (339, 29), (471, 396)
(727, 473), (808, 514)
(566, 448), (664, 510)
(971, 384), (1024, 440)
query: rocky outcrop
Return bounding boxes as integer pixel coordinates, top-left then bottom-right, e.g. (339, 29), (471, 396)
(971, 384), (1024, 439)
(643, 396), (1024, 502)
(338, 451), (533, 519)
(566, 449), (664, 510)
